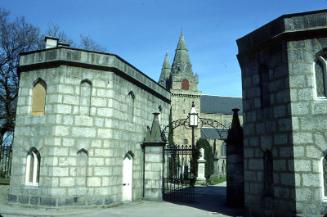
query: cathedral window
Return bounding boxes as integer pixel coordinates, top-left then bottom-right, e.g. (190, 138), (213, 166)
(263, 151), (273, 196)
(259, 65), (270, 108)
(80, 80), (92, 115)
(181, 79), (189, 90)
(127, 91), (135, 122)
(25, 148), (40, 186)
(315, 58), (327, 98)
(76, 149), (88, 194)
(32, 79), (47, 116)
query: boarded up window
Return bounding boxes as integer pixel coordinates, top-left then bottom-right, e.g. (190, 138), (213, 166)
(127, 91), (135, 122)
(76, 149), (88, 195)
(181, 79), (189, 90)
(315, 60), (326, 97)
(80, 80), (92, 115)
(32, 80), (46, 116)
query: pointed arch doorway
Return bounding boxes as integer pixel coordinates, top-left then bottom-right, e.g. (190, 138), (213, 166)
(122, 152), (133, 202)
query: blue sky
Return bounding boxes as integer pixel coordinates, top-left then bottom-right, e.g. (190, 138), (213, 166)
(1, 0), (326, 97)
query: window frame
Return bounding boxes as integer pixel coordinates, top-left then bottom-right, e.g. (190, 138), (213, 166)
(314, 57), (327, 100)
(127, 91), (135, 122)
(80, 79), (92, 115)
(320, 156), (327, 202)
(25, 148), (40, 186)
(31, 78), (47, 116)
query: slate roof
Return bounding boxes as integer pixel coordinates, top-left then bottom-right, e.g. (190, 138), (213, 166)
(201, 128), (228, 140)
(200, 95), (242, 115)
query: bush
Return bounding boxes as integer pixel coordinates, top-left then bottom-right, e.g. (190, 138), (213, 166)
(208, 176), (226, 185)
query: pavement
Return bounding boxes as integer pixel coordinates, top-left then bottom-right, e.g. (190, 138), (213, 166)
(0, 182), (244, 217)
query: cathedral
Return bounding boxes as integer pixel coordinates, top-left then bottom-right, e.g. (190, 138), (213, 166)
(158, 33), (242, 178)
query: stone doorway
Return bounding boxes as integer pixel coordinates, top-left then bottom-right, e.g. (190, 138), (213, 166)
(122, 153), (133, 202)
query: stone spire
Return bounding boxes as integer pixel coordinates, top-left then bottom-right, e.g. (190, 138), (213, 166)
(144, 112), (163, 144)
(171, 32), (193, 75)
(158, 52), (171, 88)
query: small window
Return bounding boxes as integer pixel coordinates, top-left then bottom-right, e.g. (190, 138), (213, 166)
(181, 79), (189, 90)
(76, 149), (88, 194)
(263, 151), (273, 196)
(315, 59), (327, 97)
(25, 148), (41, 186)
(321, 155), (327, 201)
(32, 79), (47, 116)
(80, 80), (92, 115)
(183, 139), (188, 145)
(127, 91), (135, 122)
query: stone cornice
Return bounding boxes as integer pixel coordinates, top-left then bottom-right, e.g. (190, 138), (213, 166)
(18, 47), (171, 103)
(237, 9), (327, 58)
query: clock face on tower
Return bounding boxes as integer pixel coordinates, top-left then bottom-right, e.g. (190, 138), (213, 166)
(181, 79), (189, 90)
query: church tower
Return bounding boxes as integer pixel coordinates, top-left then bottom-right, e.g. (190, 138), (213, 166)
(160, 33), (201, 146)
(158, 52), (171, 89)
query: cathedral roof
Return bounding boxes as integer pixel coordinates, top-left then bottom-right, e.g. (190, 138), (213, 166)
(201, 128), (228, 140)
(158, 52), (171, 88)
(171, 32), (193, 75)
(200, 95), (243, 115)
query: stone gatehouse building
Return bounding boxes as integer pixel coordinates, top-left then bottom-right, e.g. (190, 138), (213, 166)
(8, 39), (170, 207)
(238, 9), (327, 217)
(7, 34), (241, 207)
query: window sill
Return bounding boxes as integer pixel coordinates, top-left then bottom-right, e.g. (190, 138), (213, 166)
(24, 183), (39, 188)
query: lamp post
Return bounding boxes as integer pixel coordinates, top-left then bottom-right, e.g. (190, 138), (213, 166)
(188, 102), (198, 183)
(189, 101), (198, 151)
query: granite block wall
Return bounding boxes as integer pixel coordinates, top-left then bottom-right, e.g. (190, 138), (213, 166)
(9, 48), (170, 207)
(238, 9), (327, 217)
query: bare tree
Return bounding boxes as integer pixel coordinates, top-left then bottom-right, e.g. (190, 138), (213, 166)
(0, 8), (40, 135)
(42, 23), (74, 46)
(0, 8), (107, 140)
(43, 24), (106, 52)
(79, 34), (106, 52)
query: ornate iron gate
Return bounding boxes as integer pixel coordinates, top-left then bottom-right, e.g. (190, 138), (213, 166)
(163, 144), (195, 202)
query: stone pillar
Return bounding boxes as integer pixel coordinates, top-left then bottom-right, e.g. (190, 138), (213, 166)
(226, 108), (244, 207)
(142, 113), (165, 200)
(196, 159), (206, 184)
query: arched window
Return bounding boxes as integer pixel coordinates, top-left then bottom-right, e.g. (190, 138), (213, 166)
(315, 58), (327, 97)
(321, 155), (327, 201)
(80, 80), (92, 115)
(32, 79), (47, 116)
(127, 91), (135, 122)
(76, 149), (88, 195)
(25, 148), (40, 186)
(259, 65), (270, 108)
(263, 151), (273, 196)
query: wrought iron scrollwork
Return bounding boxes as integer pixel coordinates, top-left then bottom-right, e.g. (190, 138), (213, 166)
(161, 116), (230, 142)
